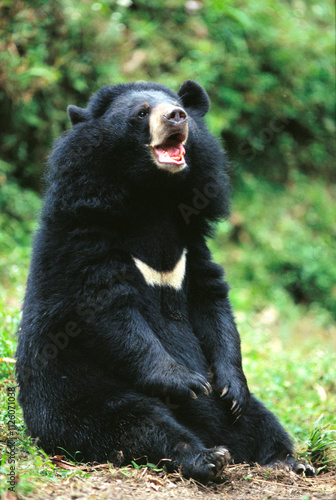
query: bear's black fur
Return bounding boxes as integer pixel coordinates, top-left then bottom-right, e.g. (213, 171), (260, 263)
(16, 80), (314, 480)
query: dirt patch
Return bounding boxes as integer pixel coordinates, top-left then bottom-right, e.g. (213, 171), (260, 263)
(4, 462), (336, 500)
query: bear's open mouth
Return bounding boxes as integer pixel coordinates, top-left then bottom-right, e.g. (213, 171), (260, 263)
(153, 133), (186, 166)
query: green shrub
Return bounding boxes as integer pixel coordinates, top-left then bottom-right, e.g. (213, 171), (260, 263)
(298, 416), (336, 473)
(0, 159), (40, 303)
(0, 0), (334, 189)
(211, 172), (336, 320)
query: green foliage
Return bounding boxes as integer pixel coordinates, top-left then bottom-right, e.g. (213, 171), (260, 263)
(131, 460), (164, 472)
(204, 0), (335, 181)
(298, 416), (336, 473)
(210, 172), (336, 319)
(0, 0), (334, 189)
(0, 160), (41, 307)
(239, 317), (336, 437)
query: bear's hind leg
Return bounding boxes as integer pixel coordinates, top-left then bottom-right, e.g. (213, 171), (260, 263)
(219, 395), (315, 475)
(105, 397), (231, 481)
(37, 395), (230, 482)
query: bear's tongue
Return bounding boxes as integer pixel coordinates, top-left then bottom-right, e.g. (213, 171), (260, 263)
(154, 140), (186, 165)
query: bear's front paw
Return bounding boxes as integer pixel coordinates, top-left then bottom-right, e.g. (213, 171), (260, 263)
(212, 368), (250, 418)
(182, 369), (213, 400)
(145, 363), (212, 401)
(169, 368), (212, 401)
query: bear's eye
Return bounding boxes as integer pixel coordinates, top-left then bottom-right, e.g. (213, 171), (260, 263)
(137, 108), (149, 119)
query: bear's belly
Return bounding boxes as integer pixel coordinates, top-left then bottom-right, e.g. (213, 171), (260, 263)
(157, 322), (209, 373)
(139, 286), (209, 374)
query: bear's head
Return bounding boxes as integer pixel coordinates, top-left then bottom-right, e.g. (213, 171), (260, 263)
(66, 80), (210, 175)
(48, 80), (229, 227)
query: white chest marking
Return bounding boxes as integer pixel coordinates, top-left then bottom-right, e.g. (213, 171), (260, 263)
(132, 249), (187, 290)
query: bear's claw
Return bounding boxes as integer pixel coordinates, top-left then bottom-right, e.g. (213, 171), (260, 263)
(275, 457), (316, 477)
(293, 462), (316, 476)
(182, 446), (231, 481)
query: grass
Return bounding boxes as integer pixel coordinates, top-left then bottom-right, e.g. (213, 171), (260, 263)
(298, 415), (336, 473)
(0, 172), (335, 497)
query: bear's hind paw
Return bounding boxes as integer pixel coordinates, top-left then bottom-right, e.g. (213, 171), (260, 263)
(273, 456), (316, 477)
(182, 446), (231, 482)
(292, 461), (316, 476)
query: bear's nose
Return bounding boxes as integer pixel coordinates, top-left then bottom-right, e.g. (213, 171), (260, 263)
(164, 107), (187, 125)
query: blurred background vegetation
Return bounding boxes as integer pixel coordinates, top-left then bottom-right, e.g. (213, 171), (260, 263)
(0, 0), (335, 465)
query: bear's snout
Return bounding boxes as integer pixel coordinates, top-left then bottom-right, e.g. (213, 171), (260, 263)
(163, 106), (188, 125)
(149, 103), (189, 171)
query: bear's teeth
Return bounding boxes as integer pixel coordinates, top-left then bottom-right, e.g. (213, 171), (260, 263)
(154, 146), (185, 165)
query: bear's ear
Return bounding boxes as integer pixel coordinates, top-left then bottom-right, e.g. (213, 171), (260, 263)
(67, 105), (88, 127)
(177, 80), (210, 117)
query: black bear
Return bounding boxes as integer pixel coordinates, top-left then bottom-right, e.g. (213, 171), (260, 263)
(16, 80), (314, 481)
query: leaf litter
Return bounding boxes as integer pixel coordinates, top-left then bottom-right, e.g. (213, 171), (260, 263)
(3, 458), (335, 500)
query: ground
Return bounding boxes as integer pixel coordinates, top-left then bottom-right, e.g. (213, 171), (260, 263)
(2, 459), (336, 500)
